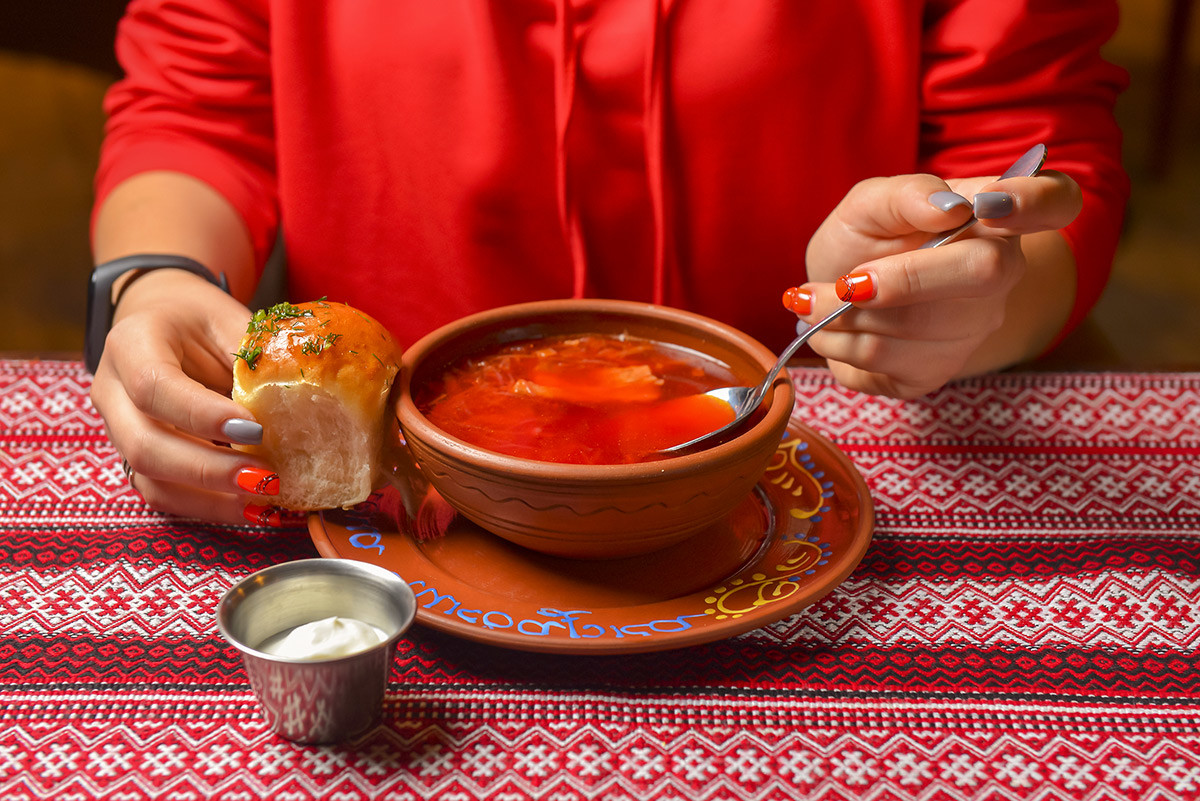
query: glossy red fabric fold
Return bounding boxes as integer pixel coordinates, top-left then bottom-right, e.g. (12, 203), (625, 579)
(95, 0), (1128, 352)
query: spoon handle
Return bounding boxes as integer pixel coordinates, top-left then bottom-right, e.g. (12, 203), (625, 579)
(750, 301), (853, 407)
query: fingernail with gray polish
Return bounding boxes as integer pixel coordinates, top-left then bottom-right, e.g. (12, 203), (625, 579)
(222, 418), (263, 445)
(973, 192), (1014, 219)
(929, 190), (971, 212)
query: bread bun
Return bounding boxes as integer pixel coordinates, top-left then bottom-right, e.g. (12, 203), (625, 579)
(232, 300), (402, 510)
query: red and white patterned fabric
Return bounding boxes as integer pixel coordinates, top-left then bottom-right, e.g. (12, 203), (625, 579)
(2, 358), (1198, 800)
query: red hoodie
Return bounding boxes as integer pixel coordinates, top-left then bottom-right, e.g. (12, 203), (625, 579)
(96, 0), (1128, 351)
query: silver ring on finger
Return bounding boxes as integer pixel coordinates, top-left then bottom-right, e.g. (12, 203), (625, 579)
(121, 457), (136, 487)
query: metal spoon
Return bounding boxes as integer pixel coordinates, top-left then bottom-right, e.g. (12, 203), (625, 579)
(661, 143), (1048, 454)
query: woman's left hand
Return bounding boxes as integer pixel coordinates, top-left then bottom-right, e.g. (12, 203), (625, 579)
(791, 168), (1082, 398)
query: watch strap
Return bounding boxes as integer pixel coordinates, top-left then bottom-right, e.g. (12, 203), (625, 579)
(85, 254), (230, 374)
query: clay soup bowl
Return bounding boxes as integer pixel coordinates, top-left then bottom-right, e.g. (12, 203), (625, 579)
(394, 299), (794, 559)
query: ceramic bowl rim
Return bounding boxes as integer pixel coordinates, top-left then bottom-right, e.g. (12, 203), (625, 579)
(395, 299), (794, 480)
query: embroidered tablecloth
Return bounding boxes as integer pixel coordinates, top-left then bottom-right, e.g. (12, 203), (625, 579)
(1, 358), (1198, 800)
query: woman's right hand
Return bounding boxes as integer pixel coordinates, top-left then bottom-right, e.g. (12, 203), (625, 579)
(88, 269), (285, 526)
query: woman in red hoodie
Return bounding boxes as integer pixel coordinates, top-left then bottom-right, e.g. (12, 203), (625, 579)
(87, 0), (1128, 525)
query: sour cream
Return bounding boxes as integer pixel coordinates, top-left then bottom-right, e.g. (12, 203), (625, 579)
(257, 616), (388, 660)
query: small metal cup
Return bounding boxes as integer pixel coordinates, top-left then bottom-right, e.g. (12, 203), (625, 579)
(217, 558), (417, 744)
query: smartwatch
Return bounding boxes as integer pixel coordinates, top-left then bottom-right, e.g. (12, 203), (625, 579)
(84, 254), (230, 374)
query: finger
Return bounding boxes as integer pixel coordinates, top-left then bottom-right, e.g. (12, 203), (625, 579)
(785, 280), (867, 340)
(807, 175), (981, 280)
(817, 296), (1002, 343)
(836, 173), (979, 246)
(817, 325), (981, 398)
(833, 235), (1025, 309)
(130, 472), (295, 528)
(970, 169), (1082, 235)
(788, 276), (1009, 346)
(100, 379), (280, 498)
(825, 357), (959, 401)
(786, 281), (1000, 393)
(186, 300), (259, 396)
(103, 314), (262, 445)
(815, 325), (973, 378)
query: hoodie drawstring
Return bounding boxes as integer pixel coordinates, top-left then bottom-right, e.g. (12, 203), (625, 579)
(554, 0), (676, 303)
(644, 0), (676, 305)
(554, 0), (588, 297)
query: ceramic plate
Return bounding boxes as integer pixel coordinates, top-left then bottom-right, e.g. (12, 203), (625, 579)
(309, 419), (874, 654)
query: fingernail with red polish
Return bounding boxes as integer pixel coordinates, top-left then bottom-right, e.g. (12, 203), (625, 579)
(836, 272), (876, 302)
(244, 503), (282, 527)
(236, 466), (279, 496)
(781, 287), (812, 316)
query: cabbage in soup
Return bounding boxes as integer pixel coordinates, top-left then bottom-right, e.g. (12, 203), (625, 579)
(415, 333), (739, 464)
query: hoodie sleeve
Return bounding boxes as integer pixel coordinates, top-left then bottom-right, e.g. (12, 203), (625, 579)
(93, 0), (278, 269)
(919, 0), (1129, 347)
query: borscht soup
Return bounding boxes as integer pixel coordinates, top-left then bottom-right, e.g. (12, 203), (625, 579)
(414, 333), (740, 464)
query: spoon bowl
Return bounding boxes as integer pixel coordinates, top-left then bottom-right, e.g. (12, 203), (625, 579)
(660, 143), (1048, 455)
(658, 303), (852, 454)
